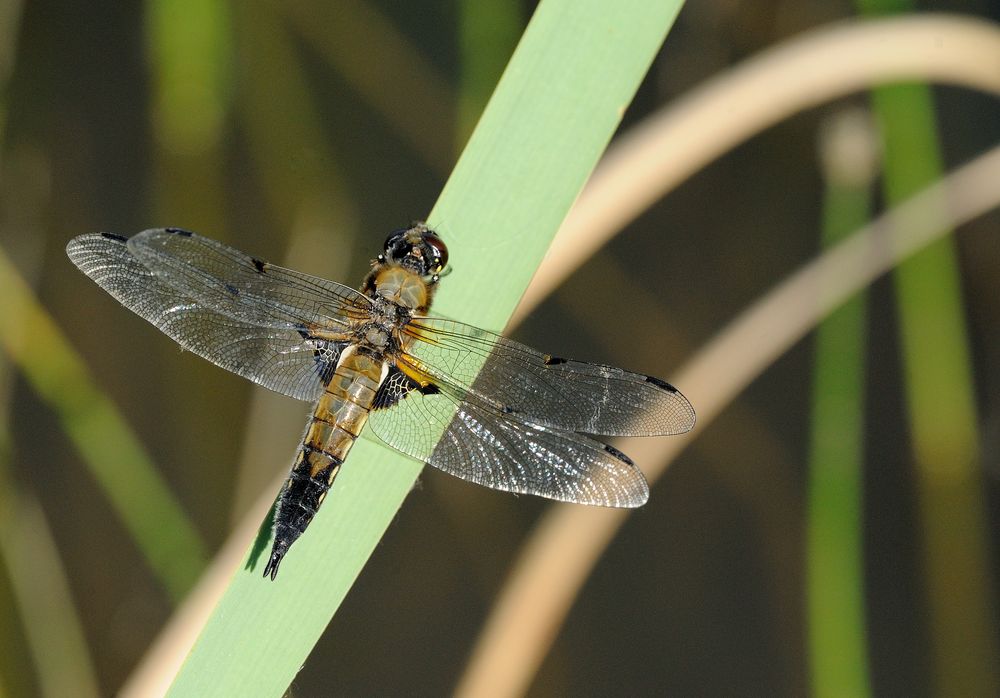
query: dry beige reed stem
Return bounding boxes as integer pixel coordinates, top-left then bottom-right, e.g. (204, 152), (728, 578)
(460, 15), (1000, 698)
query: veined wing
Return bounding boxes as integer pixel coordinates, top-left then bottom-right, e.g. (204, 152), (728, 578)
(367, 367), (649, 507)
(66, 232), (349, 401)
(126, 228), (372, 331)
(400, 317), (695, 437)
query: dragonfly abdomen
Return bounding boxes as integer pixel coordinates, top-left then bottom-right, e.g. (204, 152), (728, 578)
(263, 347), (388, 579)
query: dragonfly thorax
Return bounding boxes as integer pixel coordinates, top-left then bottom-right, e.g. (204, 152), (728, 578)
(369, 265), (433, 314)
(356, 321), (394, 353)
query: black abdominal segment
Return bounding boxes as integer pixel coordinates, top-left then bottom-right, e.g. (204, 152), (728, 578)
(264, 446), (343, 580)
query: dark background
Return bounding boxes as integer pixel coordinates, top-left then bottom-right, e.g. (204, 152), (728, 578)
(1, 0), (999, 695)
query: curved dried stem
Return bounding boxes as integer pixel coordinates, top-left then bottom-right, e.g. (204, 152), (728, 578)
(462, 14), (1000, 697)
(460, 140), (1000, 698)
(514, 13), (1000, 324)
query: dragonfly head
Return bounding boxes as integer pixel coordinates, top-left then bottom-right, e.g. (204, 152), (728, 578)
(381, 223), (448, 278)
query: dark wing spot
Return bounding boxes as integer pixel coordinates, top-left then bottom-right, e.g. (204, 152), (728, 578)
(603, 443), (635, 466)
(543, 355), (568, 366)
(501, 405), (514, 414)
(252, 257), (267, 273)
(99, 232), (128, 242)
(644, 374), (678, 392)
(299, 334), (344, 384)
(314, 342), (345, 384)
(225, 283), (239, 296)
(164, 227), (194, 237)
(373, 366), (421, 409)
(419, 383), (440, 396)
(316, 358), (337, 384)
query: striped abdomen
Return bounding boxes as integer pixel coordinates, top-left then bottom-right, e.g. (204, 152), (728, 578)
(263, 348), (387, 579)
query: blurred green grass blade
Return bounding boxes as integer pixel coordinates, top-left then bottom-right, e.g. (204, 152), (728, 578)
(167, 1), (684, 695)
(146, 0), (232, 234)
(870, 81), (999, 697)
(0, 246), (209, 600)
(857, 1), (999, 691)
(806, 113), (874, 698)
(146, 0), (231, 154)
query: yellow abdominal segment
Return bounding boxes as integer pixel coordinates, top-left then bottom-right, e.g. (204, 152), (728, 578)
(306, 346), (387, 470)
(264, 346), (390, 579)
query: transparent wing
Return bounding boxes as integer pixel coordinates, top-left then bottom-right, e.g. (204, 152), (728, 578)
(66, 232), (347, 401)
(124, 227), (372, 331)
(367, 368), (649, 507)
(400, 317), (695, 437)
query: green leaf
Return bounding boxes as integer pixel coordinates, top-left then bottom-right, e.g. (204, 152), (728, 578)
(806, 113), (874, 698)
(167, 0), (684, 694)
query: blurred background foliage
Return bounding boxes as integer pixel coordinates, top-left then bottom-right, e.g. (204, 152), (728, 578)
(0, 0), (999, 696)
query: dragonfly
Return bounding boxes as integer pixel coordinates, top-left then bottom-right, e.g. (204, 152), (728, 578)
(66, 225), (695, 579)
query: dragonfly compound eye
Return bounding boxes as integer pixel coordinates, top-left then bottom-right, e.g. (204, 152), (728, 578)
(422, 232), (448, 274)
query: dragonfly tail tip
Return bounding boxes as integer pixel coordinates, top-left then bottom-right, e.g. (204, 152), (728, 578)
(263, 542), (289, 580)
